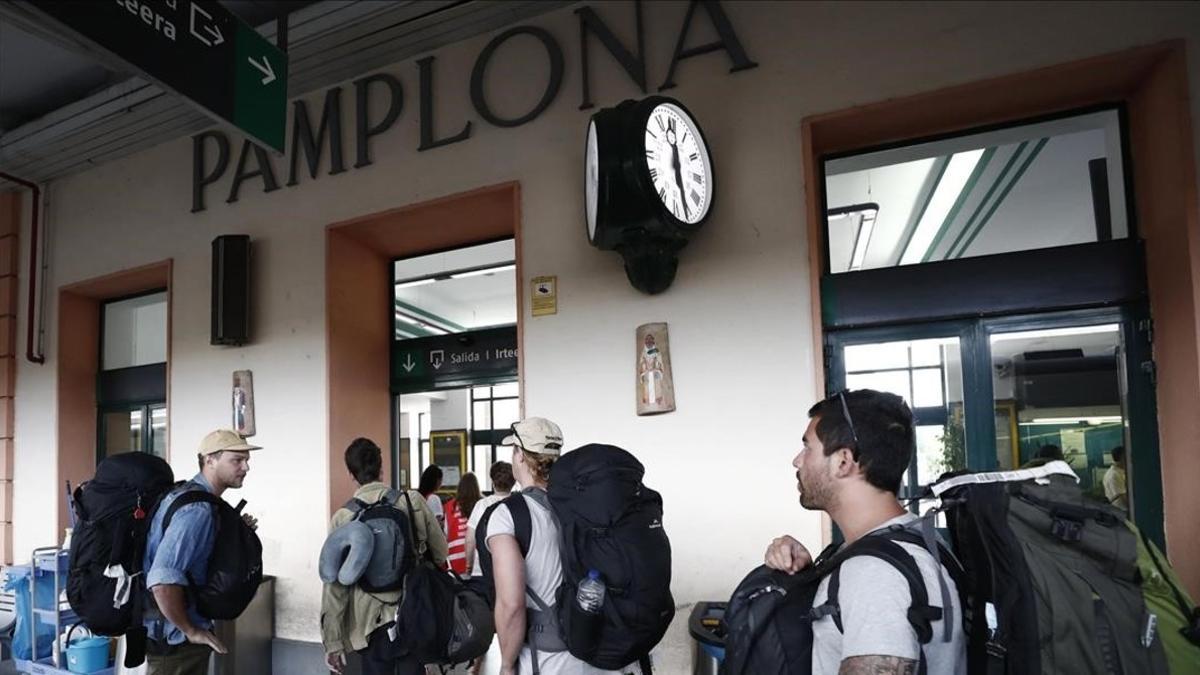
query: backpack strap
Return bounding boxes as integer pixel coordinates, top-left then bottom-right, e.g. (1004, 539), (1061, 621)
(881, 519), (963, 643)
(161, 489), (221, 534)
(399, 489), (427, 563)
(816, 535), (940, 645)
(504, 492), (536, 558)
(473, 493), (535, 579)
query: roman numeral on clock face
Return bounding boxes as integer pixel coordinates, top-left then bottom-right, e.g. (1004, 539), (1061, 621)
(692, 172), (704, 183)
(689, 152), (699, 161)
(649, 167), (658, 180)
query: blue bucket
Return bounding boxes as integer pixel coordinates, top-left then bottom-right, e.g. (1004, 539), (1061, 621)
(65, 636), (110, 674)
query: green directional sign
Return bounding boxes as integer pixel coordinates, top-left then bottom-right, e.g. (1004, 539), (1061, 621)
(33, 0), (287, 152)
(392, 327), (519, 393)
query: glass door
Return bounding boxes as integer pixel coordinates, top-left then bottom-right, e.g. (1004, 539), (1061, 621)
(826, 308), (1161, 543)
(828, 322), (973, 513)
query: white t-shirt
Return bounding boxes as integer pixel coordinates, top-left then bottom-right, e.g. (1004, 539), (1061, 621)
(485, 493), (628, 675)
(811, 513), (966, 675)
(468, 493), (508, 577)
(425, 493), (445, 531)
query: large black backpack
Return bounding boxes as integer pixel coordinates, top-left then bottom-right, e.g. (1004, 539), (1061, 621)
(722, 524), (962, 675)
(160, 487), (263, 620)
(930, 462), (1185, 675)
(476, 444), (674, 673)
(345, 489), (417, 593)
(67, 453), (176, 638)
(393, 492), (494, 666)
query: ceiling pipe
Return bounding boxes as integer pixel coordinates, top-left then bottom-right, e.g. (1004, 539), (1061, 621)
(0, 171), (45, 364)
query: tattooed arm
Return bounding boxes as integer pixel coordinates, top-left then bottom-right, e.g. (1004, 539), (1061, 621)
(838, 655), (918, 675)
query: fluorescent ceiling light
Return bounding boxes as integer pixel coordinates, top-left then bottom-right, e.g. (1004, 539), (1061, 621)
(395, 277), (437, 290)
(991, 324), (1119, 343)
(849, 210), (877, 271)
(450, 264), (515, 279)
(1020, 416), (1122, 426)
(900, 149), (984, 265)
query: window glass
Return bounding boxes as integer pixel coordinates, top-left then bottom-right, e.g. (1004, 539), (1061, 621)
(394, 240), (516, 339)
(847, 371), (910, 397)
(824, 109), (1128, 273)
(844, 342), (909, 372)
(991, 323), (1126, 502)
(472, 401), (491, 431)
(493, 399), (520, 431)
(102, 409), (140, 457)
(149, 405), (167, 458)
(493, 382), (519, 398)
(103, 292), (167, 370)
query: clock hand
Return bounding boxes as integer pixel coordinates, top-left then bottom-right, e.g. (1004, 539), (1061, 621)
(670, 134), (689, 220)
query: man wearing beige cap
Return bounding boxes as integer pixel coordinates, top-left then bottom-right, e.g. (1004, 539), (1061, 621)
(485, 417), (626, 675)
(141, 429), (261, 675)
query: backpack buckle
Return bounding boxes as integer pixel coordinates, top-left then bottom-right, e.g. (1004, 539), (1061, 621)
(1051, 516), (1083, 542)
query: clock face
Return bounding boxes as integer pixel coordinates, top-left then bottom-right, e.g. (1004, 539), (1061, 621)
(643, 102), (712, 225)
(585, 120), (600, 241)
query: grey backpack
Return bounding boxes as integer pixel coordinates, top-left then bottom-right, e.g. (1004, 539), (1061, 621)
(321, 489), (417, 593)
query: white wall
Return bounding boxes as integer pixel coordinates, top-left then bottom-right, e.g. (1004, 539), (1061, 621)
(10, 2), (1200, 670)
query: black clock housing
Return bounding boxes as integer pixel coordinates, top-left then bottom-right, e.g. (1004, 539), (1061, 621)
(584, 96), (714, 294)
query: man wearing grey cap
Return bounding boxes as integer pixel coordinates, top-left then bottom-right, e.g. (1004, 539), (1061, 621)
(142, 429), (261, 675)
(485, 417), (626, 675)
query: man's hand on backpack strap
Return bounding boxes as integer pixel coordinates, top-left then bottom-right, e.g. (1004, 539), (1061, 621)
(242, 513), (258, 531)
(764, 535), (813, 575)
(184, 627), (228, 654)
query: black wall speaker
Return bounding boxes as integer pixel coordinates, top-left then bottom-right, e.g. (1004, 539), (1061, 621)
(212, 235), (251, 346)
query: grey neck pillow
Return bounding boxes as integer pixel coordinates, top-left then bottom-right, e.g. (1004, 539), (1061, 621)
(318, 520), (375, 586)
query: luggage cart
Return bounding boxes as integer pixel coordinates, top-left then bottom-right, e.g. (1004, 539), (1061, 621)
(12, 546), (113, 675)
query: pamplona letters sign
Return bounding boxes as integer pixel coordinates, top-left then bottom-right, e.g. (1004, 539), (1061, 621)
(190, 0), (757, 212)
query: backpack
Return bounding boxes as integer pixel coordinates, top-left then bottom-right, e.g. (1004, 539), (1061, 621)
(345, 489), (417, 592)
(929, 460), (1200, 674)
(476, 444), (674, 674)
(393, 491), (495, 666)
(722, 523), (962, 675)
(66, 453), (176, 638)
(160, 487), (263, 620)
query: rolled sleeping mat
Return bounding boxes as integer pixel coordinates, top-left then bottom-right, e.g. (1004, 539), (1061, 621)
(319, 520), (375, 585)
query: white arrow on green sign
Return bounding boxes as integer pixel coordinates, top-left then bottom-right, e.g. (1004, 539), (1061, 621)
(31, 0), (288, 152)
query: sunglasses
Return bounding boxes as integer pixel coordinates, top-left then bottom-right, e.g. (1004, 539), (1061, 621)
(509, 423), (562, 452)
(832, 389), (860, 447)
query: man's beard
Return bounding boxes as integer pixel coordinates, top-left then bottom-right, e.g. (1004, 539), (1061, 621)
(798, 471), (829, 510)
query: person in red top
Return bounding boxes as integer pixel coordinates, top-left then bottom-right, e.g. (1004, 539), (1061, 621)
(445, 473), (482, 575)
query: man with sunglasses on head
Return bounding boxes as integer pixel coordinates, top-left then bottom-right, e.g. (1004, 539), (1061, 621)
(484, 417), (627, 675)
(762, 389), (965, 675)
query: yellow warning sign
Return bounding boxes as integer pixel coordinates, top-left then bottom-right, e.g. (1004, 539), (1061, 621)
(532, 276), (557, 316)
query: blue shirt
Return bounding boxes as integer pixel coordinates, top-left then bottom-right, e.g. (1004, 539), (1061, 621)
(143, 473), (217, 644)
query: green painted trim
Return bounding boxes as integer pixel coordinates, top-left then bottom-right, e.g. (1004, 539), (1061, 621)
(946, 141), (1029, 259)
(394, 299), (467, 332)
(896, 156), (951, 265)
(954, 137), (1049, 258)
(922, 148), (997, 263)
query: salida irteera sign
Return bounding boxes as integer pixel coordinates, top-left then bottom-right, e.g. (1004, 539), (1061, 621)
(190, 0), (757, 212)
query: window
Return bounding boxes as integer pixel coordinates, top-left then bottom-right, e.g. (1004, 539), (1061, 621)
(393, 240), (516, 339)
(97, 291), (168, 460)
(470, 383), (520, 491)
(824, 108), (1129, 273)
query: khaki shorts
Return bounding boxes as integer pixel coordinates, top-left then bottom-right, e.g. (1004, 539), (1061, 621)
(145, 641), (213, 675)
